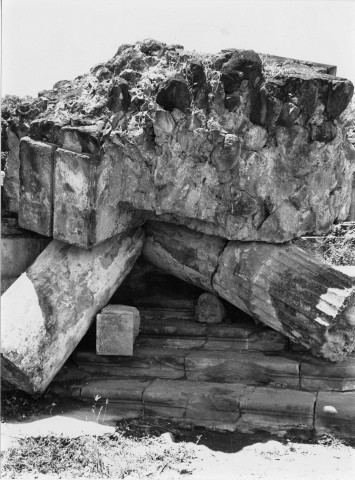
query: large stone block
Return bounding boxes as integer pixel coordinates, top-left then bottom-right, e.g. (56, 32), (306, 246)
(15, 44), (354, 245)
(1, 228), (144, 393)
(96, 305), (140, 356)
(53, 147), (143, 248)
(18, 137), (57, 236)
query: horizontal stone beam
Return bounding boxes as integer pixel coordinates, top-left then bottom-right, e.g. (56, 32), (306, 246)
(142, 221), (355, 361)
(1, 228), (144, 394)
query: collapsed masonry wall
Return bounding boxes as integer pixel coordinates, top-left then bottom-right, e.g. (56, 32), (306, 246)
(2, 39), (355, 247)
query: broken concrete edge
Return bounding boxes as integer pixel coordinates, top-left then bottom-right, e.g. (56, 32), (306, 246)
(56, 378), (355, 440)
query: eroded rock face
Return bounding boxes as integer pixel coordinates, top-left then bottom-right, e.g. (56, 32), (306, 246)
(6, 39), (355, 244)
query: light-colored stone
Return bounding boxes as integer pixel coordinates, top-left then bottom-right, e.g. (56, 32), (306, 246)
(53, 147), (144, 248)
(18, 137), (57, 236)
(2, 128), (20, 214)
(96, 305), (140, 356)
(1, 228), (144, 393)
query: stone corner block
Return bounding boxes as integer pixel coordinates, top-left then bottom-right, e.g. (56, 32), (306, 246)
(96, 304), (140, 356)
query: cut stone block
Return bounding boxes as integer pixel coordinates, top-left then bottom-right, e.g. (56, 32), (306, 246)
(185, 351), (300, 387)
(238, 386), (316, 433)
(1, 228), (144, 394)
(196, 293), (226, 324)
(1, 223), (50, 294)
(301, 356), (355, 391)
(315, 391), (355, 440)
(18, 137), (57, 236)
(53, 147), (143, 248)
(96, 305), (140, 356)
(53, 148), (98, 247)
(2, 127), (20, 214)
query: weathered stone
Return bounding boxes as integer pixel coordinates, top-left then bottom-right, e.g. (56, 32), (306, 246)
(1, 218), (50, 294)
(250, 85), (283, 127)
(1, 228), (144, 393)
(143, 221), (355, 361)
(107, 79), (131, 113)
(59, 125), (100, 154)
(278, 102), (300, 127)
(186, 59), (206, 87)
(2, 127), (20, 214)
(53, 146), (145, 248)
(243, 125), (267, 150)
(311, 121), (337, 142)
(18, 137), (57, 236)
(139, 39), (166, 56)
(96, 305), (140, 356)
(196, 293), (225, 324)
(315, 391), (355, 439)
(211, 134), (241, 172)
(30, 119), (64, 145)
(156, 75), (191, 113)
(221, 50), (263, 94)
(298, 81), (318, 117)
(12, 42), (355, 244)
(327, 79), (354, 119)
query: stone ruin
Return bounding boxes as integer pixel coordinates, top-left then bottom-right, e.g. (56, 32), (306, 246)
(1, 39), (355, 437)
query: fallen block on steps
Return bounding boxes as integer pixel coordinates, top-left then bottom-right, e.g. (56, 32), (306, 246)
(96, 305), (140, 356)
(143, 221), (355, 362)
(1, 228), (144, 394)
(196, 293), (226, 324)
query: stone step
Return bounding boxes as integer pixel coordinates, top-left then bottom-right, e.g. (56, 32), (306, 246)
(54, 377), (355, 440)
(69, 347), (355, 392)
(138, 309), (288, 352)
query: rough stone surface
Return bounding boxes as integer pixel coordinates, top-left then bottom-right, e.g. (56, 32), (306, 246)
(19, 137), (57, 236)
(2, 128), (20, 214)
(1, 228), (144, 393)
(143, 221), (355, 361)
(196, 293), (226, 324)
(96, 305), (140, 356)
(10, 40), (355, 245)
(1, 218), (50, 294)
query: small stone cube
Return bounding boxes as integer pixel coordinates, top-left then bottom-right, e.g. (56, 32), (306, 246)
(96, 305), (140, 356)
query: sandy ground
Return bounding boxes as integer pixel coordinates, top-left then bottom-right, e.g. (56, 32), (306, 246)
(1, 415), (355, 480)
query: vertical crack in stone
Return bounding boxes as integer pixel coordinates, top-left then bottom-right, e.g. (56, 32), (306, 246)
(210, 238), (229, 291)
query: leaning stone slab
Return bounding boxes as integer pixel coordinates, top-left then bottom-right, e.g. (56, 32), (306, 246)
(1, 228), (144, 394)
(96, 305), (140, 356)
(18, 137), (57, 236)
(143, 221), (355, 361)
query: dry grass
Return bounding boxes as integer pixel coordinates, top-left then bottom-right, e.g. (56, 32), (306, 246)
(1, 427), (197, 479)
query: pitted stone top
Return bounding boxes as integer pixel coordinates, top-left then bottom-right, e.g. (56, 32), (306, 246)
(3, 40), (355, 246)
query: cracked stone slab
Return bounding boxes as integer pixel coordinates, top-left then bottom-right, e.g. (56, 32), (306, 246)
(143, 221), (355, 361)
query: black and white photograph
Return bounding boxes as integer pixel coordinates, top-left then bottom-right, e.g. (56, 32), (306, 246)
(1, 0), (355, 478)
